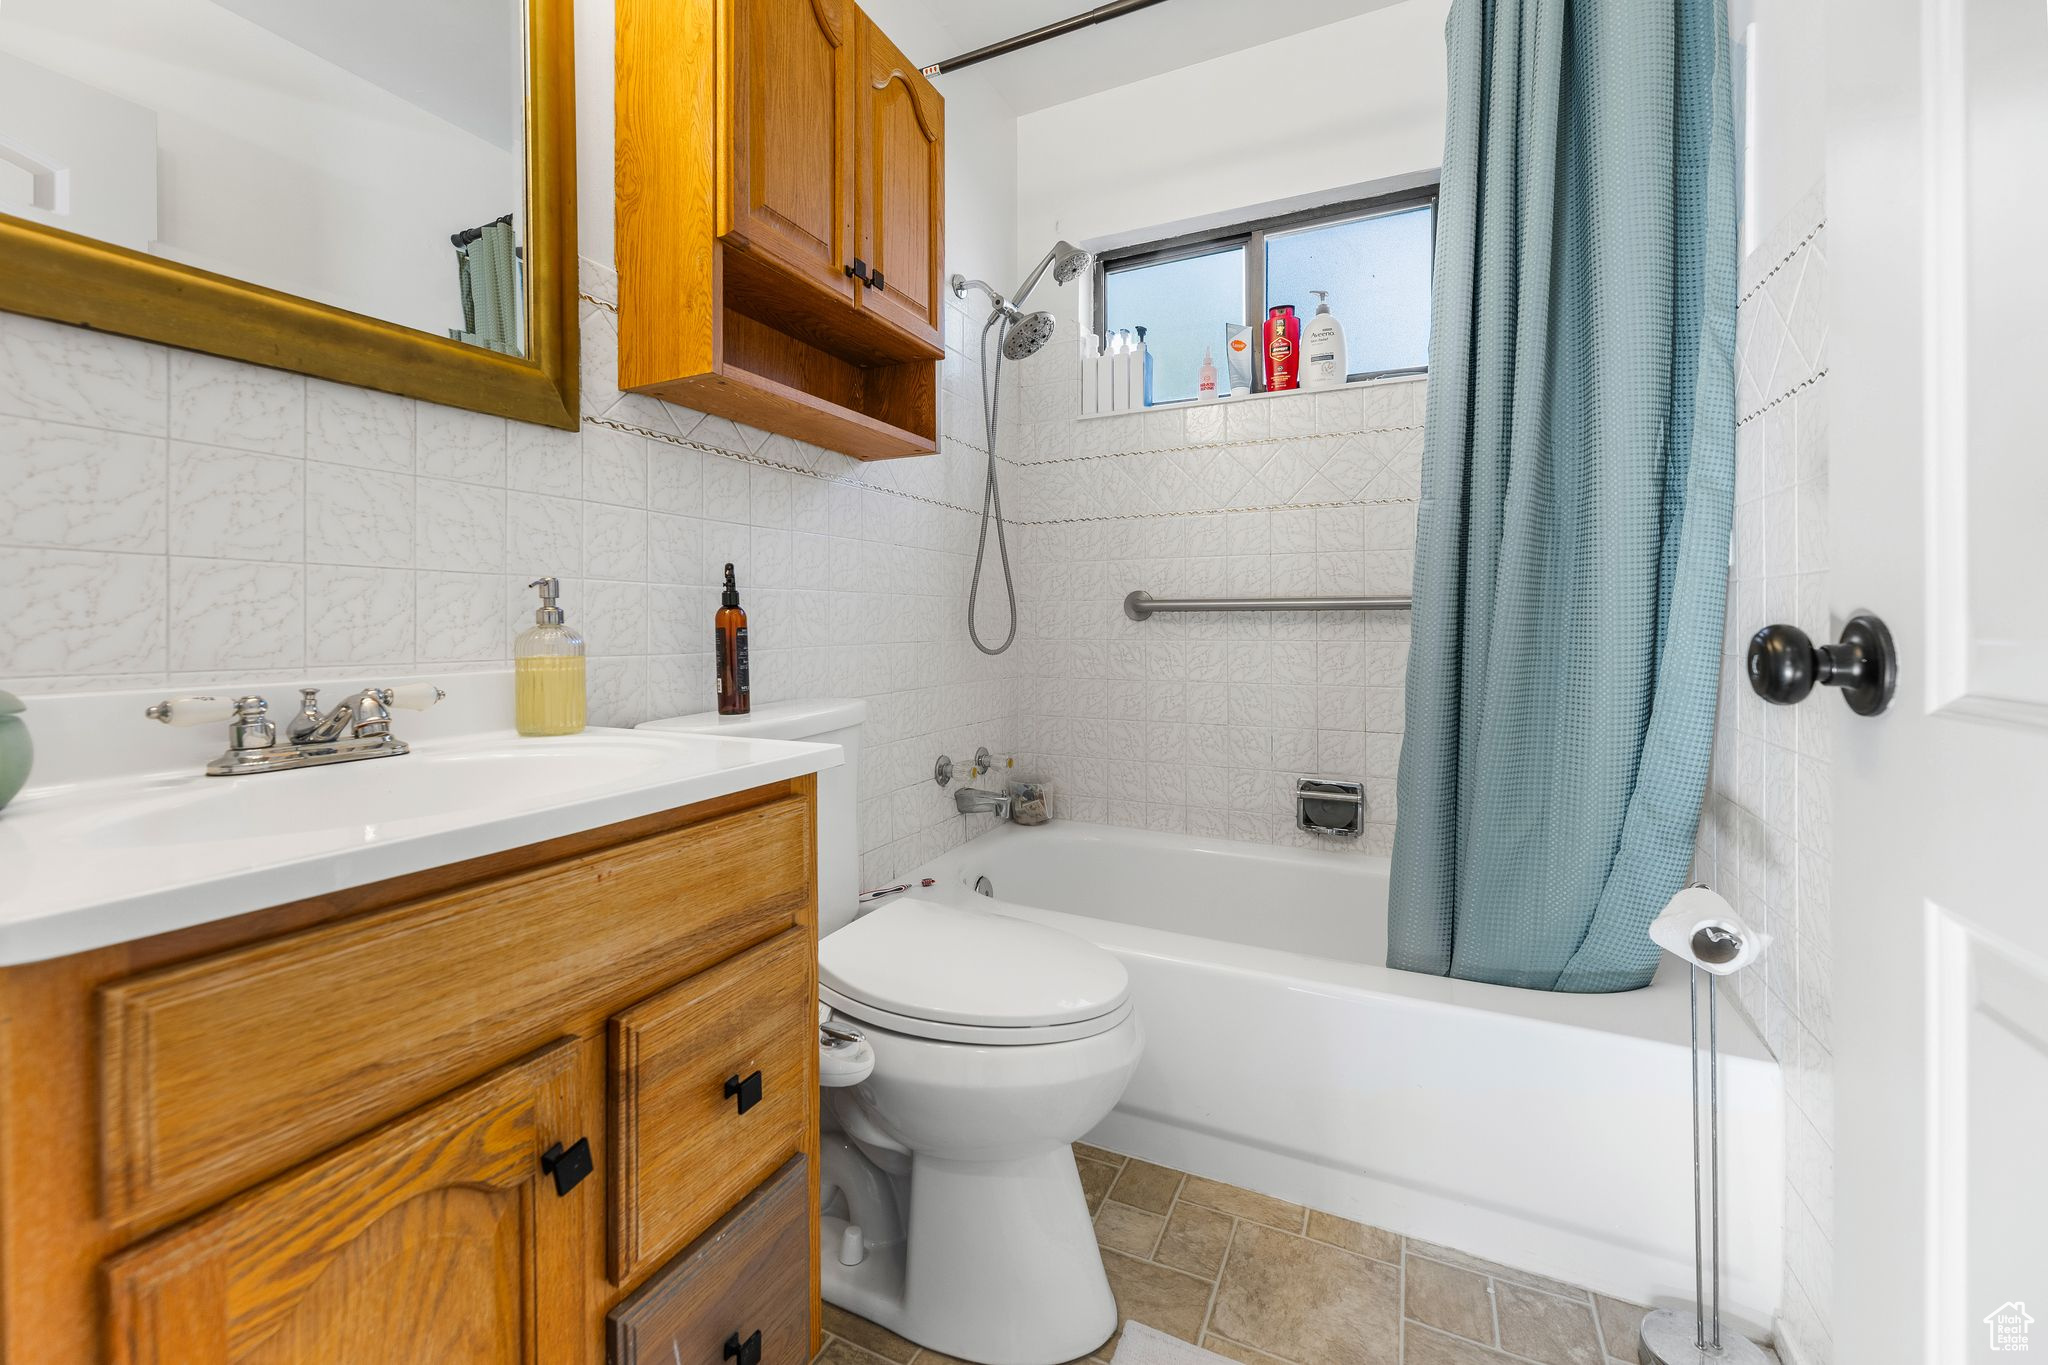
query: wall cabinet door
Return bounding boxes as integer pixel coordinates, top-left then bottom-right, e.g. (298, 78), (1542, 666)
(721, 0), (858, 304)
(103, 1041), (593, 1365)
(855, 12), (945, 350)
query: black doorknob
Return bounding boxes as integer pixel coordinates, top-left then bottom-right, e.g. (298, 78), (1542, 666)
(1746, 613), (1896, 716)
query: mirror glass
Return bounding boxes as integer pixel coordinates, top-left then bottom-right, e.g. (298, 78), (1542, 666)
(0, 0), (531, 356)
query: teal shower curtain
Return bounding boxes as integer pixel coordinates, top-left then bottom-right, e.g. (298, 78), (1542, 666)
(1388, 0), (1737, 992)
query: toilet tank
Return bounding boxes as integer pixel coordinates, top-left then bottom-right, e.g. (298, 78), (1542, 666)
(637, 699), (865, 935)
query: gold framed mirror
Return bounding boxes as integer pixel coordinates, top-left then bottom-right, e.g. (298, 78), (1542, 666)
(0, 0), (578, 429)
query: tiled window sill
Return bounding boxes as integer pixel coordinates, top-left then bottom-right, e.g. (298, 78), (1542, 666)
(1073, 371), (1426, 422)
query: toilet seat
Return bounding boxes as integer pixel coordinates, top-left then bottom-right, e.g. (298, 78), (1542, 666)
(821, 899), (1130, 1046)
(823, 988), (1135, 1045)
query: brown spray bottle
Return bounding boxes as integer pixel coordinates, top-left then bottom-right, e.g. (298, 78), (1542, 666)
(715, 563), (750, 715)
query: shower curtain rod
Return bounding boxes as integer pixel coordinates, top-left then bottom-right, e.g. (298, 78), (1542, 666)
(920, 0), (1176, 78)
(1124, 591), (1412, 621)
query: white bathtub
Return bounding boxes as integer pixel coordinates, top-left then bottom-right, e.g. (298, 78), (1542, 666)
(905, 820), (1783, 1327)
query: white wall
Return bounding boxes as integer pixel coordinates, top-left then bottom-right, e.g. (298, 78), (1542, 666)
(1728, 0), (1826, 254)
(1697, 5), (1835, 1363)
(0, 52), (159, 252)
(1014, 0), (1450, 277)
(1004, 370), (1426, 852)
(990, 0), (1447, 853)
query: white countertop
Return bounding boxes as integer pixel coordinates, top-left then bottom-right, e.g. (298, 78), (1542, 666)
(0, 676), (841, 966)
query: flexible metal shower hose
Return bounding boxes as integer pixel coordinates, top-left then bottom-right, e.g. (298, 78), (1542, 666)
(967, 310), (1018, 655)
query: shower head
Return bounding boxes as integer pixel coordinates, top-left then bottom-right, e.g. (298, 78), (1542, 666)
(1002, 311), (1057, 360)
(1010, 239), (1094, 310)
(1051, 241), (1092, 284)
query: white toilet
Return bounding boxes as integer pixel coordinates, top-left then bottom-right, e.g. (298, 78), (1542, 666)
(640, 700), (1143, 1365)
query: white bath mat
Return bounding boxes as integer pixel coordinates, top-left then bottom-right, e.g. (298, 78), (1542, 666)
(1109, 1322), (1238, 1365)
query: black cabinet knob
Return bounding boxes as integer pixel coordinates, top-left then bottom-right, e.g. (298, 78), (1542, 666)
(724, 1070), (763, 1115)
(868, 269), (886, 293)
(724, 1330), (762, 1365)
(1746, 613), (1896, 716)
(540, 1137), (593, 1196)
(845, 258), (870, 284)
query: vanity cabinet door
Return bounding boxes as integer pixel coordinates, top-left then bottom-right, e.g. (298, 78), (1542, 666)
(103, 1041), (594, 1365)
(721, 0), (858, 305)
(610, 927), (813, 1285)
(854, 11), (945, 350)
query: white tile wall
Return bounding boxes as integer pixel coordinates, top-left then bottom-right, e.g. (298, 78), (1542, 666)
(1691, 183), (1834, 1365)
(0, 260), (1017, 886)
(993, 331), (1426, 852)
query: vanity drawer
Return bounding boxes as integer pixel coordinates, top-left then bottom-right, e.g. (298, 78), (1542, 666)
(610, 926), (813, 1284)
(608, 1156), (811, 1365)
(100, 793), (813, 1225)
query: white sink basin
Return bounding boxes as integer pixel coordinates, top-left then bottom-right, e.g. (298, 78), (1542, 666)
(88, 733), (698, 849)
(0, 722), (841, 965)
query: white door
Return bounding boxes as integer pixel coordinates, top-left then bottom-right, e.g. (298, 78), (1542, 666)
(1828, 0), (2048, 1361)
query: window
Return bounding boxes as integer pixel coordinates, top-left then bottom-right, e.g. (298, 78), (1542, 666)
(1097, 187), (1436, 405)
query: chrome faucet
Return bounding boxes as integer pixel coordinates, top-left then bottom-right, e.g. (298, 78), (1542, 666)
(954, 786), (1012, 820)
(288, 687), (397, 744)
(147, 684), (444, 776)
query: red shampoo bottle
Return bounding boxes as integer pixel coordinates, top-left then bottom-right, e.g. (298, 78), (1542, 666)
(1263, 304), (1301, 392)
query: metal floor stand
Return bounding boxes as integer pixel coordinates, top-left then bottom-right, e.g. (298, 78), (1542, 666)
(1638, 966), (1770, 1365)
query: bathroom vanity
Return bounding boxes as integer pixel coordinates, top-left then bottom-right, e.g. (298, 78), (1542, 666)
(0, 691), (838, 1365)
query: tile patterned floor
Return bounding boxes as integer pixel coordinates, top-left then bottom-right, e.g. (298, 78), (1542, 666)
(810, 1143), (1750, 1365)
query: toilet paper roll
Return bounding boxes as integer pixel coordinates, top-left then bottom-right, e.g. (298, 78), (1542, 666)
(1649, 884), (1770, 976)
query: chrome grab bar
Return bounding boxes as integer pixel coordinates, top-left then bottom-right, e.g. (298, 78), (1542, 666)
(1123, 590), (1411, 621)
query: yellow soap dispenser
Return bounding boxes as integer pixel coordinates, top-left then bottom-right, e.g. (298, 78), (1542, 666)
(515, 577), (586, 735)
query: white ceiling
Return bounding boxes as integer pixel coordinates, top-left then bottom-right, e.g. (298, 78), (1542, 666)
(207, 0), (522, 150)
(918, 0), (1412, 115)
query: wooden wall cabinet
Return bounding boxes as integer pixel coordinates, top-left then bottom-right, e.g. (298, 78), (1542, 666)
(0, 779), (822, 1365)
(617, 0), (946, 461)
(722, 0), (857, 310)
(854, 12), (945, 349)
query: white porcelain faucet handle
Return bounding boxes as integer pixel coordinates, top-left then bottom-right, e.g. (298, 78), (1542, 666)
(382, 684), (446, 711)
(143, 695), (242, 727)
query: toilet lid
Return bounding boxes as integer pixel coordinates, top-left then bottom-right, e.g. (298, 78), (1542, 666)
(820, 900), (1130, 1032)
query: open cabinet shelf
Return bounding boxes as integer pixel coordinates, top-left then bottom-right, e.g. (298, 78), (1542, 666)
(616, 0), (945, 461)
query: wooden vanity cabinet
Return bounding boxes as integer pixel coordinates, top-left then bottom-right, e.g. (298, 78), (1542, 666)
(617, 0), (945, 461)
(104, 1042), (593, 1365)
(0, 777), (822, 1365)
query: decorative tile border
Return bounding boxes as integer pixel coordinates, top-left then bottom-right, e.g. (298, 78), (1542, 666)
(583, 414), (985, 519)
(1014, 493), (1418, 528)
(1737, 367), (1829, 428)
(1737, 219), (1826, 312)
(1013, 423), (1427, 471)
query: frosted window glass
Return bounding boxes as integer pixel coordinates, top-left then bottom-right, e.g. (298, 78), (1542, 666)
(1103, 245), (1246, 405)
(1265, 205), (1434, 376)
